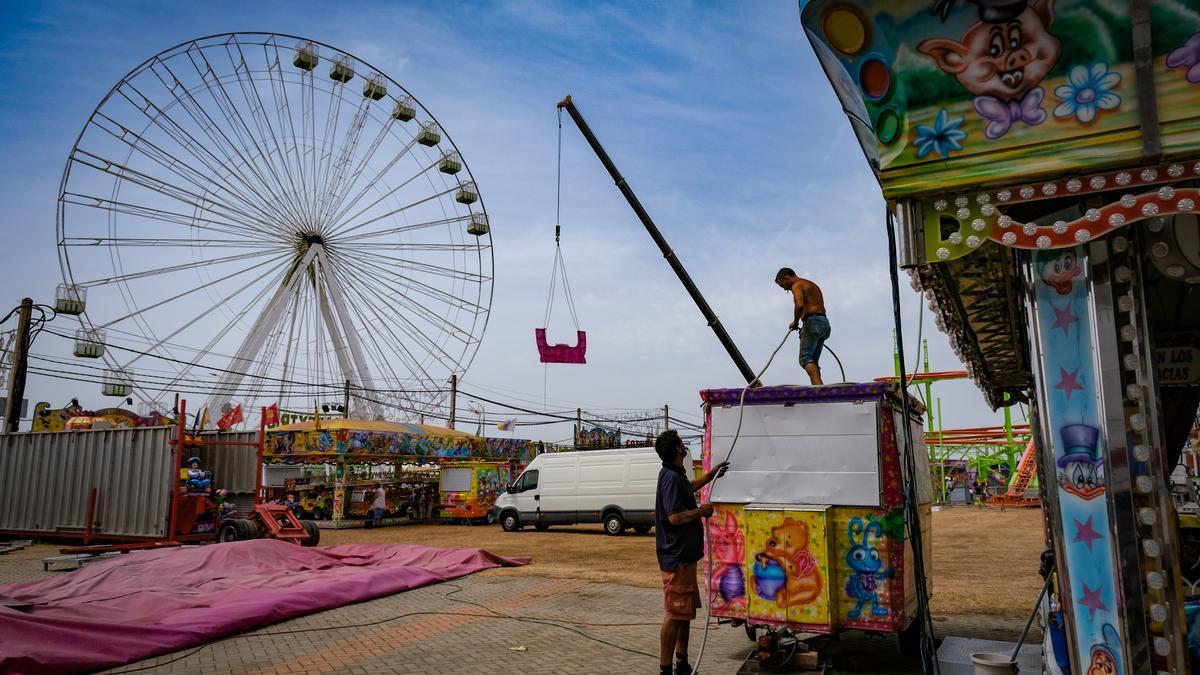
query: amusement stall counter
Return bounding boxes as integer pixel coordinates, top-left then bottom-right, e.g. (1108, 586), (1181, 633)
(701, 382), (932, 650)
(798, 0), (1200, 670)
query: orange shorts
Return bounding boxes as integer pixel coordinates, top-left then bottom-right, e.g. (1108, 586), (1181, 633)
(661, 562), (702, 621)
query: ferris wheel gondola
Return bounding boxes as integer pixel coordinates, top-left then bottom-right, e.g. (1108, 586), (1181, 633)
(56, 32), (494, 421)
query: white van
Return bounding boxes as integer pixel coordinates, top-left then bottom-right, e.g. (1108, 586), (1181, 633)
(492, 446), (660, 535)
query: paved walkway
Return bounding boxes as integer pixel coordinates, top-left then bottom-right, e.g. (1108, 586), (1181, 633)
(1, 545), (1034, 674)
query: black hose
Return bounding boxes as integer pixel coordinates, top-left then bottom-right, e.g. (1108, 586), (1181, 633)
(824, 344), (848, 383)
(886, 207), (939, 674)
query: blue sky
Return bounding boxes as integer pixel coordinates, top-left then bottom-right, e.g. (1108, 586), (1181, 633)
(0, 1), (1015, 443)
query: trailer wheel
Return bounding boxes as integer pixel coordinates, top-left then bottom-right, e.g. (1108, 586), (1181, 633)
(234, 518), (259, 540)
(633, 524), (652, 535)
(217, 521), (242, 543)
(604, 512), (625, 536)
(300, 520), (321, 547)
(898, 620), (922, 658)
(500, 511), (522, 532)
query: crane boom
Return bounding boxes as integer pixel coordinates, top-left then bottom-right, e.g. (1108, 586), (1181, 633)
(556, 95), (758, 385)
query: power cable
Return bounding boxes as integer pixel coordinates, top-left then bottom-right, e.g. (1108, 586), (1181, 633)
(108, 582), (660, 673)
(886, 207), (939, 674)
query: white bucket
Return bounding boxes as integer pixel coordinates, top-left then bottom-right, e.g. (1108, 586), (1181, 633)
(970, 652), (1018, 675)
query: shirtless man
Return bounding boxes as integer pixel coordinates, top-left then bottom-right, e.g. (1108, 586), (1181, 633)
(775, 268), (830, 386)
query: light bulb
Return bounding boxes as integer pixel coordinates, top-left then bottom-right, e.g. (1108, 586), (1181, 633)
(1140, 507), (1157, 525)
(1133, 445), (1150, 461)
(1136, 475), (1153, 493)
(1112, 236), (1129, 252)
(1143, 539), (1160, 556)
(1150, 603), (1168, 622)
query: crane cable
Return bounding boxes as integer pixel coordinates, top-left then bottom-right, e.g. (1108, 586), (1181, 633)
(543, 107), (581, 333)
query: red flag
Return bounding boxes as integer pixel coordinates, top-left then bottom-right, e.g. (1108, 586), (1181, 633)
(263, 403), (280, 427)
(217, 404), (244, 431)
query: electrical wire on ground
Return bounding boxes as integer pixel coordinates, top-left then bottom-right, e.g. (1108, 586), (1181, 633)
(107, 582), (664, 673)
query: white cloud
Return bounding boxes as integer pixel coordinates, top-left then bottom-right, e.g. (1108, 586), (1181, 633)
(0, 0), (1010, 443)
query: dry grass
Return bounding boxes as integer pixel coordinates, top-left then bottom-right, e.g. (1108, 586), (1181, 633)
(929, 507), (1045, 617)
(324, 522), (664, 588)
(325, 507), (1047, 619)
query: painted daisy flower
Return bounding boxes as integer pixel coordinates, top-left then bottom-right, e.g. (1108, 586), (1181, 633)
(913, 108), (967, 159)
(1053, 62), (1122, 124)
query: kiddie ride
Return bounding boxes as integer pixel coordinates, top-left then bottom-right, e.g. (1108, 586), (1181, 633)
(168, 401), (320, 547)
(702, 383), (933, 665)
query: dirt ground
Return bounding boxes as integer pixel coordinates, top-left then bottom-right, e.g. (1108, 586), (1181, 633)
(324, 506), (1047, 620)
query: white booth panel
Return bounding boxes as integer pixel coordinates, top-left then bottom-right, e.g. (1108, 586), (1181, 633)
(440, 467), (472, 492)
(894, 409), (934, 504)
(709, 401), (881, 507)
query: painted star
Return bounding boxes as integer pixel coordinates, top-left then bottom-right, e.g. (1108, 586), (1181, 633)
(1072, 515), (1103, 552)
(1056, 367), (1084, 401)
(1078, 582), (1108, 620)
(1051, 302), (1078, 336)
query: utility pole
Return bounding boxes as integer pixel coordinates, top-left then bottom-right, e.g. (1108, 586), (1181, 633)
(663, 404), (669, 431)
(576, 407), (582, 438)
(4, 299), (33, 433)
(448, 374), (457, 429)
(342, 380), (351, 419)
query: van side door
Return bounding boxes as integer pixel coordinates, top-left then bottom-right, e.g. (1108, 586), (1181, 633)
(538, 457), (579, 523)
(577, 453), (626, 523)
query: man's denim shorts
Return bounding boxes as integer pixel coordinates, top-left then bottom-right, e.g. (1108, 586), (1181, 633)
(799, 315), (831, 367)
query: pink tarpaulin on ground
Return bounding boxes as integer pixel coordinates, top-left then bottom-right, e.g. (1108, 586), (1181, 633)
(0, 540), (529, 674)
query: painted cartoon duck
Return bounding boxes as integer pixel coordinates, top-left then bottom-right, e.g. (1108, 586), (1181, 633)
(1056, 423), (1105, 501)
(1085, 624), (1121, 675)
(1037, 248), (1081, 295)
(920, 0), (1061, 139)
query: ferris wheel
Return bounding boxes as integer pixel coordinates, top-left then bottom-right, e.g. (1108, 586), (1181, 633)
(55, 32), (494, 421)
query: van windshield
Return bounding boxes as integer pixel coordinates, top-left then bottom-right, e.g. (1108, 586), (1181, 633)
(514, 469), (539, 492)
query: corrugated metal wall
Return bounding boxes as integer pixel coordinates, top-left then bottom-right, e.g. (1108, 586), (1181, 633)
(0, 427), (175, 538)
(198, 431), (259, 494)
(0, 428), (261, 538)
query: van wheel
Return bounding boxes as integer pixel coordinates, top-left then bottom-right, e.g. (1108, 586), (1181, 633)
(633, 524), (652, 535)
(500, 511), (521, 532)
(534, 522), (550, 531)
(604, 513), (625, 536)
(312, 507), (325, 520)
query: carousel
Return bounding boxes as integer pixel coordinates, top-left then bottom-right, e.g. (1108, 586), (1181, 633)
(800, 0), (1199, 672)
(261, 418), (544, 527)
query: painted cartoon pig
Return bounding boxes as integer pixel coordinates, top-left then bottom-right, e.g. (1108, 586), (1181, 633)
(919, 0), (1061, 139)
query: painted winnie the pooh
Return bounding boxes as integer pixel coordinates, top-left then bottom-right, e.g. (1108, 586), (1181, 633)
(762, 517), (822, 607)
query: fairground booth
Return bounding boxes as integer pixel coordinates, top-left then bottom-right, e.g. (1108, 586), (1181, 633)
(799, 0), (1199, 671)
(261, 419), (544, 527)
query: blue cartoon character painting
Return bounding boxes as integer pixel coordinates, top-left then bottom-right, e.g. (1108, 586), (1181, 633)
(919, 0), (1062, 139)
(844, 517), (892, 618)
(1057, 423), (1105, 500)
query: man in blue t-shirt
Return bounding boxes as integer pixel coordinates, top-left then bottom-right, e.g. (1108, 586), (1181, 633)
(654, 430), (728, 675)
